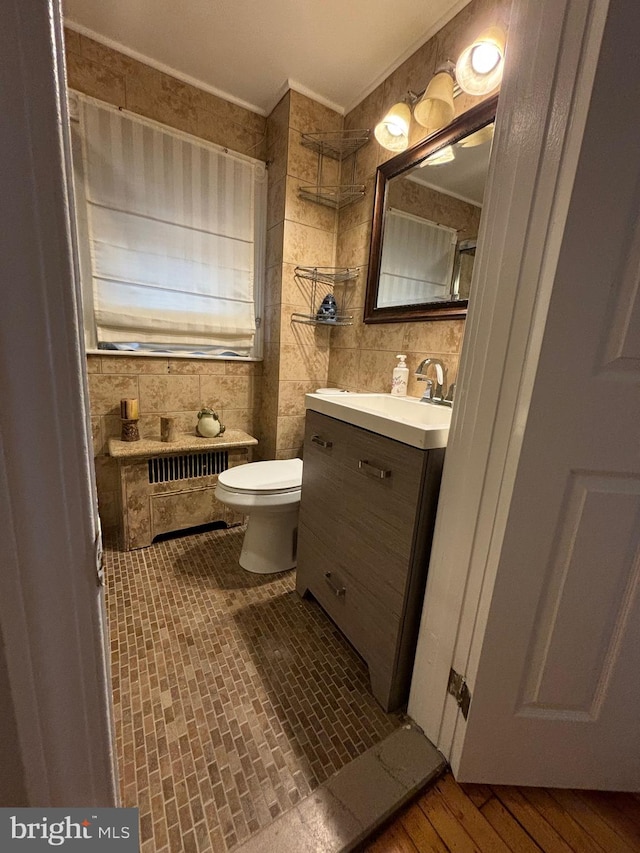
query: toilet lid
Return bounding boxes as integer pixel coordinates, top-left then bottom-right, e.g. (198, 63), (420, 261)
(218, 458), (303, 493)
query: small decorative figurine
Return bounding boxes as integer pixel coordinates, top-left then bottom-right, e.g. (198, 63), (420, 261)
(316, 292), (337, 321)
(196, 407), (225, 438)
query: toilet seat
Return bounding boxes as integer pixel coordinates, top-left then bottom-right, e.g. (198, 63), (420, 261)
(217, 458), (302, 495)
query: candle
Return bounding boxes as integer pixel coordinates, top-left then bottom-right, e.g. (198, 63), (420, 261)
(120, 398), (139, 419)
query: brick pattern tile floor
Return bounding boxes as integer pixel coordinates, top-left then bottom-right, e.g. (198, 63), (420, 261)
(105, 524), (403, 852)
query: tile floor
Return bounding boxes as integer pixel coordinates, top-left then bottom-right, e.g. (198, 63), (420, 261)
(105, 524), (403, 852)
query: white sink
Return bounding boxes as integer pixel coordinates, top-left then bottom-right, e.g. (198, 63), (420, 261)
(305, 392), (451, 449)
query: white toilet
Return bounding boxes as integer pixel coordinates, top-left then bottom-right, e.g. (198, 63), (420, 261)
(215, 458), (303, 574)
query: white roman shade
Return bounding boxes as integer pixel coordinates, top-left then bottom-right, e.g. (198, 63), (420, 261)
(377, 208), (457, 307)
(73, 94), (266, 354)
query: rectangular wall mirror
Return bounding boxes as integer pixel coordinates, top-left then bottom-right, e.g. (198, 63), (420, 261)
(364, 94), (498, 323)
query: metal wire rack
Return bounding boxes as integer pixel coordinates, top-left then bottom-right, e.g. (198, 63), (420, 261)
(298, 130), (370, 211)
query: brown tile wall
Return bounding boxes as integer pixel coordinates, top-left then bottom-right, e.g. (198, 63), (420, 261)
(64, 29), (266, 159)
(258, 95), (288, 463)
(87, 355), (262, 529)
(328, 0), (512, 395)
(260, 91), (343, 460)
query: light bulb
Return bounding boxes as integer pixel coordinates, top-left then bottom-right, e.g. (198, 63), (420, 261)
(455, 27), (506, 96)
(374, 102), (411, 151)
(386, 122), (404, 137)
(471, 42), (501, 74)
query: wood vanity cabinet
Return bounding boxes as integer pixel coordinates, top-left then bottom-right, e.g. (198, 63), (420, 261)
(296, 409), (445, 712)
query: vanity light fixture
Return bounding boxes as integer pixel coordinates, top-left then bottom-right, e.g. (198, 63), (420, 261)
(374, 27), (506, 150)
(373, 100), (412, 152)
(455, 27), (506, 96)
(413, 62), (456, 136)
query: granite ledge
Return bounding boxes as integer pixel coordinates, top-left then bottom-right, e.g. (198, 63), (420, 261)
(108, 429), (258, 459)
(232, 723), (446, 853)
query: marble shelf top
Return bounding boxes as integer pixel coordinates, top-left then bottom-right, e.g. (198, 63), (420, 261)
(108, 429), (258, 460)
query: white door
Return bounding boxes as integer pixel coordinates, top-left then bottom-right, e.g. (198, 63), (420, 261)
(409, 0), (640, 789)
(0, 1), (116, 803)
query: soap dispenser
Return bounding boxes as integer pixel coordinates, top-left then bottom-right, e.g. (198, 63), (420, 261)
(391, 354), (409, 396)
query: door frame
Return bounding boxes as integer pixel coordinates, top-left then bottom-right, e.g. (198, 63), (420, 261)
(0, 0), (116, 805)
(408, 0), (611, 761)
(1, 0), (621, 804)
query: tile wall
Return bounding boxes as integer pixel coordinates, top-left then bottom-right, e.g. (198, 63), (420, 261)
(260, 91), (343, 461)
(63, 29), (266, 159)
(87, 355), (262, 529)
(328, 0), (512, 396)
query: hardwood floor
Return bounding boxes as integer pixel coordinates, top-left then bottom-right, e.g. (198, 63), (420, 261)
(363, 771), (640, 852)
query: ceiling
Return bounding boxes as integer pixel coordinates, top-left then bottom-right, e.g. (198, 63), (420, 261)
(62, 0), (471, 116)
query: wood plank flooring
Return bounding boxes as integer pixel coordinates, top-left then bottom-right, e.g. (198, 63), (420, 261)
(364, 771), (640, 852)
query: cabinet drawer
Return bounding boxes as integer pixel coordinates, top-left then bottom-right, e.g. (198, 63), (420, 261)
(303, 410), (348, 469)
(297, 523), (399, 678)
(342, 426), (424, 508)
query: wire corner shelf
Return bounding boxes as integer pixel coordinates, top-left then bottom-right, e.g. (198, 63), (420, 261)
(298, 129), (370, 211)
(300, 129), (370, 160)
(292, 266), (360, 327)
(298, 185), (366, 210)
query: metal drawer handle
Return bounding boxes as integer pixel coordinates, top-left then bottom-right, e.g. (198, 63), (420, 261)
(324, 572), (346, 597)
(311, 434), (333, 449)
(358, 459), (391, 479)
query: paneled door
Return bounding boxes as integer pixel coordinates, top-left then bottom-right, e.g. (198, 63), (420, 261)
(410, 0), (640, 789)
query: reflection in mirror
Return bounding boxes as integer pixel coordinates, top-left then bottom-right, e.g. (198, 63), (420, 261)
(365, 95), (498, 323)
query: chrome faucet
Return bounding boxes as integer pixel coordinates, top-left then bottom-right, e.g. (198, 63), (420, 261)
(415, 358), (455, 406)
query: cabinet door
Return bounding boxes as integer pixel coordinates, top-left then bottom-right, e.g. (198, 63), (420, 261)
(299, 411), (348, 538)
(340, 427), (426, 605)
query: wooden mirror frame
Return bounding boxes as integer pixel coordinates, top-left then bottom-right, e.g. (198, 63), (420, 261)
(364, 94), (498, 324)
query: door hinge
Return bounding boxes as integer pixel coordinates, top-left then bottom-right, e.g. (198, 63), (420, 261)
(448, 668), (471, 719)
(95, 531), (104, 587)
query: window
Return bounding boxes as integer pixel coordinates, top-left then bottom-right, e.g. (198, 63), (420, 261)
(70, 93), (266, 358)
(377, 208), (457, 307)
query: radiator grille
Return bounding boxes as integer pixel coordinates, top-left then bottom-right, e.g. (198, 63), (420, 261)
(148, 451), (229, 485)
